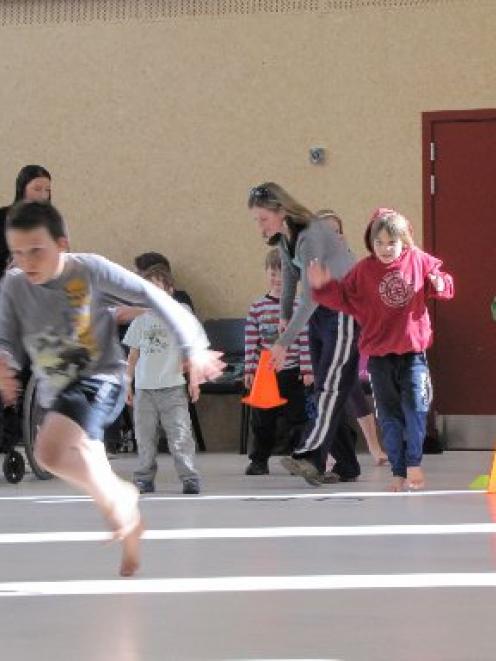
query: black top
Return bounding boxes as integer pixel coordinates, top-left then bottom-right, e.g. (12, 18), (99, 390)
(174, 289), (194, 311)
(0, 206), (11, 277)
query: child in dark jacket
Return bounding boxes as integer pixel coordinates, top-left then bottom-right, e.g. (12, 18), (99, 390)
(308, 208), (454, 491)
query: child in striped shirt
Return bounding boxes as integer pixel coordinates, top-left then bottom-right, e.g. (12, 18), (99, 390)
(244, 249), (313, 475)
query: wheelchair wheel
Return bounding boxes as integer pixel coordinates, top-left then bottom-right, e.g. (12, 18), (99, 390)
(3, 450), (25, 484)
(22, 375), (53, 480)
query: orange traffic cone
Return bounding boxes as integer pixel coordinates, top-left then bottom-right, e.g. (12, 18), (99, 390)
(242, 349), (288, 409)
(488, 452), (496, 494)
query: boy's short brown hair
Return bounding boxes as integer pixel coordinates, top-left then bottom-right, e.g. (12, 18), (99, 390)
(265, 248), (281, 271)
(6, 201), (67, 240)
(142, 264), (174, 290)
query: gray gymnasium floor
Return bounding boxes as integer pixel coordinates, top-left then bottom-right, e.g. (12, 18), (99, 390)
(1, 450), (496, 661)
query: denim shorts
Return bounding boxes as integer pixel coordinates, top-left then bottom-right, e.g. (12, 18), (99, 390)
(50, 377), (125, 441)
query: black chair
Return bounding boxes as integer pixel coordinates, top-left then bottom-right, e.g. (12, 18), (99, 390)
(199, 318), (251, 453)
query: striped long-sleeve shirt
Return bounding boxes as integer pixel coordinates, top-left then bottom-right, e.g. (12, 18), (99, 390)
(244, 294), (312, 376)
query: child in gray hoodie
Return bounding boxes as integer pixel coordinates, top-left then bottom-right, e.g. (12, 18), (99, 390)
(0, 201), (224, 576)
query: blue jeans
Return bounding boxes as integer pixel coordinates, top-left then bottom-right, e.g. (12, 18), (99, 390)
(368, 353), (432, 478)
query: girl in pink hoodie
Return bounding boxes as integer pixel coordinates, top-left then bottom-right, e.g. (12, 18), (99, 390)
(308, 208), (454, 491)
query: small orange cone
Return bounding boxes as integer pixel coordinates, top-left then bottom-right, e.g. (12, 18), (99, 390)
(242, 349), (288, 409)
(488, 452), (496, 494)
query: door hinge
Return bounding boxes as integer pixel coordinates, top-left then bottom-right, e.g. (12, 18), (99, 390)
(430, 174), (436, 195)
(430, 142), (436, 161)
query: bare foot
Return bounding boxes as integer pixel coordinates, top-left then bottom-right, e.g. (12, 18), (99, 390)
(120, 516), (144, 577)
(104, 481), (139, 538)
(407, 466), (425, 490)
(102, 481), (144, 577)
(388, 476), (406, 492)
(373, 453), (389, 466)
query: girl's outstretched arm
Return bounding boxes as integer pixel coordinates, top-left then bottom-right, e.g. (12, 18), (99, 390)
(307, 259), (333, 289)
(426, 270), (454, 300)
(307, 260), (358, 318)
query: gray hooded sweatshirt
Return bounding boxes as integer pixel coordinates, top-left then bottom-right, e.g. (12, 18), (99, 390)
(277, 217), (356, 348)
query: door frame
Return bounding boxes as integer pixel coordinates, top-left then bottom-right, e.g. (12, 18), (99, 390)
(421, 109), (496, 443)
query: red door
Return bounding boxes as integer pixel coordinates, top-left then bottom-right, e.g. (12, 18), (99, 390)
(423, 110), (496, 415)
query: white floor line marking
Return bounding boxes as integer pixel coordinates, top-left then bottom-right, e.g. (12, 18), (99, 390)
(2, 572), (496, 597)
(0, 489), (484, 504)
(1, 522), (496, 544)
(140, 489), (483, 501)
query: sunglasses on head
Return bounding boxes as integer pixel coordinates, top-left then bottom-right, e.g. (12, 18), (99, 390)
(248, 185), (272, 203)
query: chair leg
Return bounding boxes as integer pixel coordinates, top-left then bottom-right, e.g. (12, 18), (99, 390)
(240, 404), (251, 454)
(189, 401), (206, 451)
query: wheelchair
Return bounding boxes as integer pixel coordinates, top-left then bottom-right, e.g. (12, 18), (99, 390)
(1, 373), (52, 483)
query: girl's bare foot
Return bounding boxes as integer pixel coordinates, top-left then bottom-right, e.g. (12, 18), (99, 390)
(388, 476), (406, 492)
(407, 466), (425, 490)
(373, 453), (389, 466)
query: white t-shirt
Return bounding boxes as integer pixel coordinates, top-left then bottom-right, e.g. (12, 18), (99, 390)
(123, 311), (186, 389)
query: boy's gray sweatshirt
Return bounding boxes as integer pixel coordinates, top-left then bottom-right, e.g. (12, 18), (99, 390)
(277, 218), (356, 348)
(0, 253), (208, 407)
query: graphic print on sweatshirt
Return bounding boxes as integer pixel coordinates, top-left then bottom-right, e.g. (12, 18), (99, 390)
(25, 327), (92, 391)
(378, 270), (415, 308)
(24, 277), (100, 391)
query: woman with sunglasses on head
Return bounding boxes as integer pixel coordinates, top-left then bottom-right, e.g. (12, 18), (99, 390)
(248, 182), (360, 485)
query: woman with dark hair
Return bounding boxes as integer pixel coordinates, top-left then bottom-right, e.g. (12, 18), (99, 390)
(0, 165), (52, 276)
(14, 164), (52, 203)
(248, 182), (361, 485)
(0, 166), (52, 472)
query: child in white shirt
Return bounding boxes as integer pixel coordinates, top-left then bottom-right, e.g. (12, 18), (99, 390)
(124, 265), (200, 495)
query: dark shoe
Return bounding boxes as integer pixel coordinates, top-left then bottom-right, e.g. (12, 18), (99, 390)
(134, 479), (155, 494)
(322, 471), (358, 484)
(182, 478), (200, 495)
(340, 475), (358, 483)
(423, 433), (444, 454)
(245, 461), (269, 475)
(280, 456), (323, 486)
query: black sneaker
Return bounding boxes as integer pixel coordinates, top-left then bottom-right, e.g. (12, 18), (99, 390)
(322, 471), (358, 484)
(280, 456), (323, 486)
(135, 479), (155, 494)
(245, 461), (269, 475)
(182, 478), (200, 495)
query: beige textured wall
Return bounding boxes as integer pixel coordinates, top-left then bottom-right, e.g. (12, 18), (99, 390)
(0, 0), (494, 449)
(1, 0), (495, 319)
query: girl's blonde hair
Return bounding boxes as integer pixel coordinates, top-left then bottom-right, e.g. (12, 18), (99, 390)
(365, 208), (414, 253)
(315, 208), (344, 235)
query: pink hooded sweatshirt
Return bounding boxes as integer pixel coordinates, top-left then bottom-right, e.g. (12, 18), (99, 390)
(311, 209), (454, 357)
